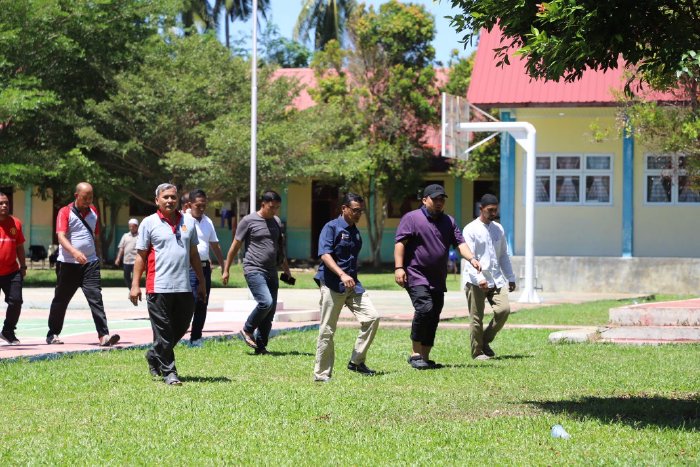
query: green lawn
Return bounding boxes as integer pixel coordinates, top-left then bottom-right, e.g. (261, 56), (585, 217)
(1, 326), (698, 464)
(23, 266), (465, 291)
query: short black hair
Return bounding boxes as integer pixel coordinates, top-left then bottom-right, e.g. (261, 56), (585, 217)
(189, 189), (207, 201)
(0, 192), (8, 200)
(479, 193), (499, 207)
(260, 190), (282, 203)
(341, 192), (364, 206)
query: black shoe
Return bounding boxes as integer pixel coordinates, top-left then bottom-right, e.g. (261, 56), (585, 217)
(483, 343), (496, 357)
(163, 373), (182, 386)
(426, 359), (443, 369)
(255, 346), (269, 355)
(46, 334), (64, 345)
(146, 354), (161, 377)
(407, 355), (430, 370)
(0, 330), (20, 345)
(347, 361), (376, 376)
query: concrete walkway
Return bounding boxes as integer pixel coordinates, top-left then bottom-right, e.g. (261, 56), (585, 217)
(1, 287), (641, 360)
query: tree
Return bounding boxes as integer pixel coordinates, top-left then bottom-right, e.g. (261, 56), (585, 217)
(308, 1), (439, 265)
(260, 23), (312, 67)
(214, 0), (271, 49)
(294, 0), (356, 51)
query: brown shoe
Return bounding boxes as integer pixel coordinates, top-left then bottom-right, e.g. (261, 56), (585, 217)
(238, 329), (257, 349)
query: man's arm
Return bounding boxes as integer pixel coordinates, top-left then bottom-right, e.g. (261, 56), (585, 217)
(129, 250), (147, 305)
(457, 242), (481, 272)
(222, 239), (243, 285)
(114, 247), (124, 266)
(16, 245), (26, 279)
(209, 241), (226, 274)
(497, 229), (517, 291)
(56, 231), (87, 264)
(394, 240), (408, 288)
(190, 243), (207, 300)
(321, 253), (355, 289)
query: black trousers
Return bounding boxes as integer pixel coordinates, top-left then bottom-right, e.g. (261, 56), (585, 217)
(189, 262), (212, 341)
(122, 264), (134, 289)
(0, 270), (23, 333)
(47, 261), (110, 338)
(407, 285), (445, 347)
(146, 292), (194, 377)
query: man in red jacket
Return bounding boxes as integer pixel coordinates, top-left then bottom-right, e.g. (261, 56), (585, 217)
(0, 192), (26, 345)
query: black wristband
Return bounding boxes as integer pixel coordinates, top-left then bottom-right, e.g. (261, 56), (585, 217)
(395, 266), (404, 270)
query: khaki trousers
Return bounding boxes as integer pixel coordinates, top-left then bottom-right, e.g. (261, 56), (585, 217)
(466, 283), (510, 358)
(314, 285), (380, 379)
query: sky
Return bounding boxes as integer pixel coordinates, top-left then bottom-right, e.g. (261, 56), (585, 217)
(222, 0), (476, 65)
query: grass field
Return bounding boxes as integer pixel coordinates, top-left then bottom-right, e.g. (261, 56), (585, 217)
(23, 265), (465, 291)
(1, 324), (698, 464)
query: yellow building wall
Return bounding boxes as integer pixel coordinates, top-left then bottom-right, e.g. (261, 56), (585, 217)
(513, 108), (623, 256)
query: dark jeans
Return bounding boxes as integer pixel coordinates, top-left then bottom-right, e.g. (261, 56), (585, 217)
(244, 270), (279, 348)
(146, 292), (194, 377)
(47, 261), (110, 338)
(189, 262), (212, 341)
(407, 285), (445, 347)
(122, 264), (134, 289)
(0, 270), (23, 333)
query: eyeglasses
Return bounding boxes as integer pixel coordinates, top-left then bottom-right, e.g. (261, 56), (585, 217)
(346, 207), (364, 214)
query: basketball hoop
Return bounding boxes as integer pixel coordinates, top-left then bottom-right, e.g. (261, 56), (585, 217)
(441, 92), (499, 160)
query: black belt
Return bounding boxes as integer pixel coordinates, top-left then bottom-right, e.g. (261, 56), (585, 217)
(201, 260), (210, 268)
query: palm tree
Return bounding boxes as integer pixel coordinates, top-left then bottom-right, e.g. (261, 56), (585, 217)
(293, 0), (356, 51)
(215, 0), (271, 49)
(181, 0), (216, 33)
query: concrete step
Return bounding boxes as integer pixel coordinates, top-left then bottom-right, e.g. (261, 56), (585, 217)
(599, 326), (700, 344)
(609, 300), (700, 326)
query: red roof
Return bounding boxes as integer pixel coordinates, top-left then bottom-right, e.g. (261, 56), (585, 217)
(467, 28), (678, 107)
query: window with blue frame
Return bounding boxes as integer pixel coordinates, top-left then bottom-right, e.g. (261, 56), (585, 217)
(533, 154), (613, 205)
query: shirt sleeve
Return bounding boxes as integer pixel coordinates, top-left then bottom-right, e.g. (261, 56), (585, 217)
(394, 214), (413, 243)
(234, 216), (250, 242)
(317, 222), (335, 257)
(136, 220), (150, 251)
(15, 219), (25, 245)
(189, 219), (199, 247)
(497, 224), (516, 282)
(55, 206), (70, 234)
(206, 217), (219, 242)
(451, 216), (466, 247)
(118, 233), (127, 249)
(91, 206), (100, 236)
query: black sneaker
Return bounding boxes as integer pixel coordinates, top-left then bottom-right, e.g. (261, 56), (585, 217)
(347, 361), (376, 376)
(483, 343), (496, 357)
(255, 346), (270, 355)
(426, 359), (444, 369)
(407, 355), (430, 370)
(163, 373), (182, 386)
(0, 330), (20, 345)
(46, 334), (64, 345)
(146, 354), (161, 377)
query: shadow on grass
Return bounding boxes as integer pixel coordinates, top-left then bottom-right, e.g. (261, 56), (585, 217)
(179, 375), (232, 383)
(528, 395), (700, 430)
(494, 354), (533, 360)
(250, 350), (315, 357)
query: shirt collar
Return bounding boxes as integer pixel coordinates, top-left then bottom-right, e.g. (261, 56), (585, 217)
(157, 210), (182, 231)
(420, 205), (442, 221)
(336, 215), (352, 229)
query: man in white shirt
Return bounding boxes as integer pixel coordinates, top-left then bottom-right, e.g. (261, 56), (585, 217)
(186, 189), (226, 347)
(463, 194), (516, 360)
(115, 218), (139, 289)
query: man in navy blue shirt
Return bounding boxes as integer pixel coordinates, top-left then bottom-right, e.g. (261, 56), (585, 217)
(313, 193), (380, 382)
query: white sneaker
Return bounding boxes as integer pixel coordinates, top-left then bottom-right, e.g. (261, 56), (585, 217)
(474, 354), (491, 361)
(189, 338), (204, 348)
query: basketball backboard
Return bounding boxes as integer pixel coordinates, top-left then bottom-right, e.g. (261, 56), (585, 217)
(441, 92), (500, 160)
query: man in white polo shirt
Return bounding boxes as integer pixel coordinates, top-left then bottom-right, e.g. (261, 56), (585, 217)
(130, 183), (206, 385)
(186, 189), (225, 347)
(114, 218), (139, 289)
(462, 194), (516, 360)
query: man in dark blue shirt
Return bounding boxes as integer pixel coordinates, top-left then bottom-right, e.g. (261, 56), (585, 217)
(313, 193), (380, 382)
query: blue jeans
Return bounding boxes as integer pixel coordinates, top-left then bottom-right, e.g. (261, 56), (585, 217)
(243, 270), (279, 348)
(189, 262), (212, 341)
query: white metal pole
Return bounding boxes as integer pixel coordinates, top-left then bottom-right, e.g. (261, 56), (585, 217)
(249, 0), (258, 214)
(520, 128), (540, 303)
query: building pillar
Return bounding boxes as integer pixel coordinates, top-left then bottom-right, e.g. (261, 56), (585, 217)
(24, 185), (32, 245)
(454, 178), (463, 226)
(499, 110), (516, 254)
(622, 122), (634, 257)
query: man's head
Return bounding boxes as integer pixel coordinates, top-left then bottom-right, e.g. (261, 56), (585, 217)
(180, 192), (190, 213)
(74, 182), (94, 210)
(479, 193), (499, 223)
(155, 183), (178, 217)
(422, 184), (447, 217)
(188, 189), (207, 219)
(341, 193), (364, 225)
(0, 192), (9, 219)
(128, 218), (139, 233)
(258, 190), (282, 219)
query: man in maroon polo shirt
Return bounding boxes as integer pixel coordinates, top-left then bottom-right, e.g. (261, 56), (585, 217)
(394, 184), (481, 369)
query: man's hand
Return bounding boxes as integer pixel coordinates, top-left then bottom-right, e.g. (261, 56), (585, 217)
(74, 251), (88, 265)
(469, 258), (482, 272)
(129, 285), (142, 306)
(19, 267), (27, 279)
(394, 268), (407, 288)
(509, 281), (517, 292)
(222, 271), (230, 286)
(197, 282), (207, 301)
(114, 258), (121, 267)
(339, 272), (355, 290)
(479, 280), (490, 291)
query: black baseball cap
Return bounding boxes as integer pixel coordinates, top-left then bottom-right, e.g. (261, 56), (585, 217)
(423, 184), (447, 199)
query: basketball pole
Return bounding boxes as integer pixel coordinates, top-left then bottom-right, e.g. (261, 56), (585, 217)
(249, 0), (258, 215)
(458, 121), (541, 304)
